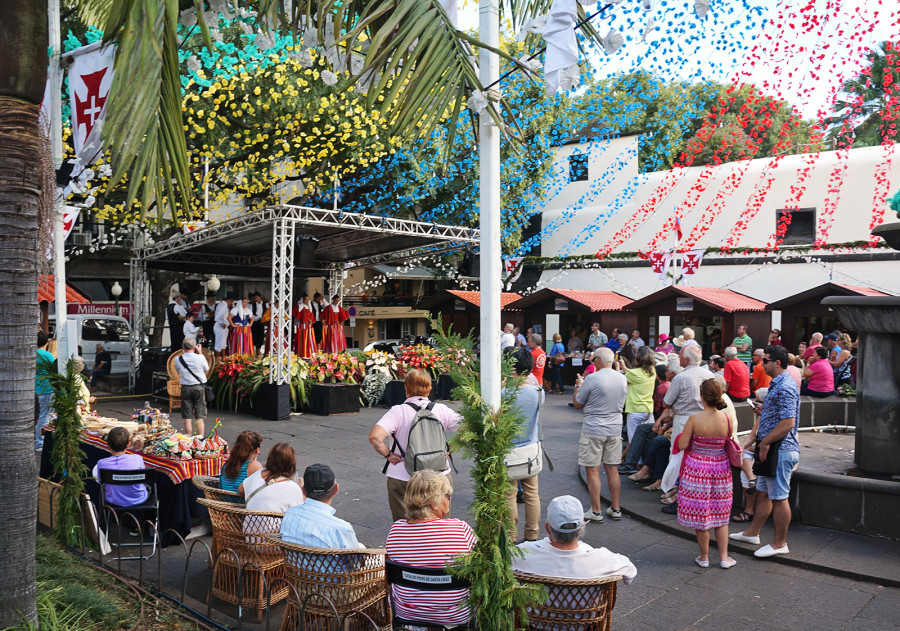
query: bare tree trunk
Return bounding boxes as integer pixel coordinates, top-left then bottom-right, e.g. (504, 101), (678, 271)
(0, 1), (49, 626)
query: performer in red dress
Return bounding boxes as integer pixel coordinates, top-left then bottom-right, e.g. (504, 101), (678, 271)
(320, 295), (350, 353)
(293, 294), (318, 357)
(227, 297), (255, 356)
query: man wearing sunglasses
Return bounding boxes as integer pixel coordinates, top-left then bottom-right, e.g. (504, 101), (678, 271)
(730, 345), (800, 558)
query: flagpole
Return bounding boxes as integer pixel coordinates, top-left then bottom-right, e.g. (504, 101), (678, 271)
(49, 0), (70, 368)
(479, 0), (501, 412)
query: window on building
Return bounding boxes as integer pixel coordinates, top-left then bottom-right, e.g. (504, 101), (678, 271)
(568, 153), (589, 182)
(776, 207), (816, 245)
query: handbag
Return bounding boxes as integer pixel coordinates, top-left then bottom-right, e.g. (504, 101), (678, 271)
(724, 417), (743, 468)
(505, 441), (544, 481)
(752, 438), (782, 477)
(552, 354), (566, 366)
(179, 355), (215, 403)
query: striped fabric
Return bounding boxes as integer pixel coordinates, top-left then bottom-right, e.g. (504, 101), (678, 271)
(385, 519), (476, 626)
(77, 431), (224, 484)
(676, 435), (733, 531)
(229, 325), (253, 355)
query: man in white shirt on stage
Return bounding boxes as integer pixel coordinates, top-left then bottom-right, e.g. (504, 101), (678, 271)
(213, 295), (235, 361)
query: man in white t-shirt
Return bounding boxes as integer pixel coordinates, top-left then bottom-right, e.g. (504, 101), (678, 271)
(513, 495), (636, 583)
(573, 348), (628, 523)
(500, 323), (516, 349)
(368, 369), (461, 521)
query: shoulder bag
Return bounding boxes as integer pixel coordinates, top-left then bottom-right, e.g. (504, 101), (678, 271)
(724, 416), (743, 468)
(179, 355), (215, 403)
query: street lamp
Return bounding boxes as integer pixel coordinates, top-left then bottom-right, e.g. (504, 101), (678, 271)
(207, 274), (221, 293)
(111, 281), (122, 316)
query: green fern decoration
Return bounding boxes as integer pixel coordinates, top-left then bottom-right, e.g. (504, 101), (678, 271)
(430, 318), (544, 630)
(46, 360), (89, 548)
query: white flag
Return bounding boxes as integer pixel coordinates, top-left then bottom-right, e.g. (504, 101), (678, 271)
(648, 251), (672, 282)
(681, 249), (705, 276)
(68, 42), (115, 163)
(503, 257), (524, 284)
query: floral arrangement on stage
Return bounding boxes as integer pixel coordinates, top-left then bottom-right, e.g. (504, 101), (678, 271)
(304, 352), (365, 384)
(211, 354), (313, 412)
(361, 350), (398, 406)
(395, 344), (444, 377)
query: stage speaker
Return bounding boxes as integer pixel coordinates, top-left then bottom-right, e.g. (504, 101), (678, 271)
(295, 234), (320, 268)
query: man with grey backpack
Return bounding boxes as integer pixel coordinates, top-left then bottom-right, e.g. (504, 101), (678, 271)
(368, 369), (461, 521)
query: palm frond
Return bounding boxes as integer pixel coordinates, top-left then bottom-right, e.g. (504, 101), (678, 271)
(88, 0), (192, 224)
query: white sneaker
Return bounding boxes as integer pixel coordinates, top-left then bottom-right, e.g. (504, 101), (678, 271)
(754, 544), (790, 558)
(584, 509), (604, 523)
(729, 531), (761, 545)
(606, 507), (622, 521)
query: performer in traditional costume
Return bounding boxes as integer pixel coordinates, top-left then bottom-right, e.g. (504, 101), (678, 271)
(262, 300), (290, 356)
(227, 296), (255, 356)
(320, 294), (350, 353)
(293, 294), (318, 357)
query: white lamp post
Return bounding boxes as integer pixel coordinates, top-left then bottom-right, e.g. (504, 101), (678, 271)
(110, 281), (122, 316)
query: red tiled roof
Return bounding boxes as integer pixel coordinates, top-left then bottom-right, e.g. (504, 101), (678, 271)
(833, 284), (888, 297)
(551, 289), (633, 312)
(447, 290), (522, 308)
(37, 275), (91, 304)
(625, 286), (766, 313)
(674, 287), (767, 312)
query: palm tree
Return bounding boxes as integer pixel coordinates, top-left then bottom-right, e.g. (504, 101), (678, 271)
(825, 41), (900, 148)
(1, 1), (606, 624)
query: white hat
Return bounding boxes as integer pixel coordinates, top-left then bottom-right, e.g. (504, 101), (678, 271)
(547, 495), (585, 532)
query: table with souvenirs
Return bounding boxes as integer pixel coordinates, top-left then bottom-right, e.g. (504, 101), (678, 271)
(39, 406), (229, 543)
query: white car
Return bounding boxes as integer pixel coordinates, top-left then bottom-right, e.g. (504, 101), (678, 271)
(48, 314), (133, 374)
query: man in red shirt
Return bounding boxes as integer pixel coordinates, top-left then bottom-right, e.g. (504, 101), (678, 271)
(801, 332), (823, 361)
(723, 346), (750, 402)
(528, 333), (546, 387)
(751, 348), (772, 393)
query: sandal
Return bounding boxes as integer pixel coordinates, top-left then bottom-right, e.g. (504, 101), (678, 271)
(731, 511), (754, 523)
(629, 472), (652, 482)
(660, 495), (677, 505)
(660, 489), (677, 501)
(642, 483), (662, 492)
(746, 478), (757, 496)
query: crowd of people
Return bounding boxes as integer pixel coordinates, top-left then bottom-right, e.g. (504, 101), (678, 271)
(166, 289), (351, 361)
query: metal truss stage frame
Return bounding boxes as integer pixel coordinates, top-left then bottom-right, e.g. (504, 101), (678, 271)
(129, 205), (479, 391)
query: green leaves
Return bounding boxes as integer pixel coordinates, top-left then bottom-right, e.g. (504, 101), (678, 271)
(82, 0), (192, 224)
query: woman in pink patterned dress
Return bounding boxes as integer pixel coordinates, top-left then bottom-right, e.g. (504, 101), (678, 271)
(675, 378), (735, 569)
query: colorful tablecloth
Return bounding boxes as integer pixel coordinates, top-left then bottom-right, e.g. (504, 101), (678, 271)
(76, 431), (224, 484)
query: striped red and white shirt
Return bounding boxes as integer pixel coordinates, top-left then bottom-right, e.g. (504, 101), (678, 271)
(385, 518), (476, 626)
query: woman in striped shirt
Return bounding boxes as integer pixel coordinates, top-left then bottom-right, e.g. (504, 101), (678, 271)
(385, 470), (476, 628)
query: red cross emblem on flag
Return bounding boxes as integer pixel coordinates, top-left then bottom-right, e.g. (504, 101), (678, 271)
(74, 68), (109, 140)
(682, 250), (704, 275)
(648, 252), (668, 274)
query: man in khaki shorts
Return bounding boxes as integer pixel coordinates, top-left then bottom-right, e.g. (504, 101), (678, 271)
(574, 348), (628, 523)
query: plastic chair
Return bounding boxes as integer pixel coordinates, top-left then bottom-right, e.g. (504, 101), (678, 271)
(97, 468), (159, 560)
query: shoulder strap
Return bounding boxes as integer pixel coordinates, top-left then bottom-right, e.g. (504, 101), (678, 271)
(179, 355), (207, 384)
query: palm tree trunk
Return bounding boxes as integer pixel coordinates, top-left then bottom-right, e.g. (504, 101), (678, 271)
(0, 1), (49, 626)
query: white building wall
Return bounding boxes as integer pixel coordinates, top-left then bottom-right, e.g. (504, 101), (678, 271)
(539, 137), (900, 300)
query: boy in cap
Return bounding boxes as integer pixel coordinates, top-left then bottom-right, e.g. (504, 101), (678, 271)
(512, 495), (636, 583)
(280, 464), (362, 549)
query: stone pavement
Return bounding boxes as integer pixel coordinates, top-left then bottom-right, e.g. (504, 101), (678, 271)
(91, 392), (900, 631)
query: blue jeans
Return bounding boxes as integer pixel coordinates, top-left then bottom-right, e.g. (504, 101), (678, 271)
(35, 393), (52, 450)
(623, 422), (655, 468)
(646, 435), (671, 480)
(550, 363), (564, 393)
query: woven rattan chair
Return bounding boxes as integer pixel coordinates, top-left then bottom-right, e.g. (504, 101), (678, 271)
(192, 475), (245, 504)
(199, 498), (289, 619)
(512, 571), (621, 631)
(166, 348), (216, 413)
(267, 534), (391, 631)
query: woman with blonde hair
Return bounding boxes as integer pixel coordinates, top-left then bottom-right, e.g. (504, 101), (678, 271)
(385, 470), (476, 629)
(548, 332), (566, 394)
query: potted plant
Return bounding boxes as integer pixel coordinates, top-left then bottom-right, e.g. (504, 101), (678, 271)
(305, 352), (365, 415)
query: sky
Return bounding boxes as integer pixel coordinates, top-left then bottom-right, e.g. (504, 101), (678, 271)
(457, 0), (896, 120)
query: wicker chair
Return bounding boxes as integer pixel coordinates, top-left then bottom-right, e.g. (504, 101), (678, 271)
(166, 348), (216, 413)
(512, 571), (621, 631)
(192, 475), (245, 505)
(266, 534), (392, 631)
(198, 498), (289, 619)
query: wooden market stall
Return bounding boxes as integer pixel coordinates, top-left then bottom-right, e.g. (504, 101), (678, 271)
(767, 283), (889, 352)
(504, 289), (636, 345)
(417, 290), (523, 338)
(623, 286), (769, 357)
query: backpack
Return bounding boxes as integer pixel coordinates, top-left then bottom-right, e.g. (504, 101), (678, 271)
(383, 401), (456, 476)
